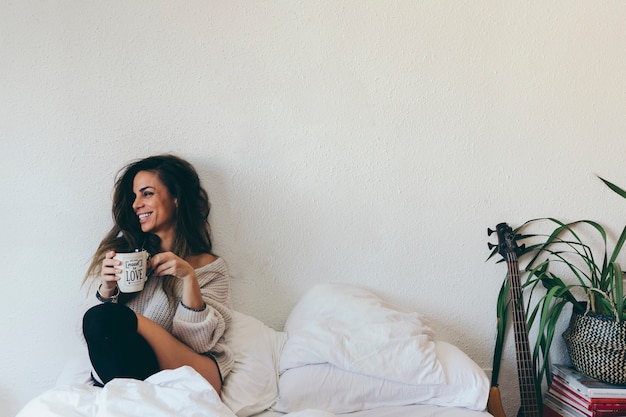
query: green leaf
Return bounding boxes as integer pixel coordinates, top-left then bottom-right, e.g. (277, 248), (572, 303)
(614, 262), (624, 321)
(491, 278), (510, 387)
(598, 175), (626, 199)
(489, 178), (626, 399)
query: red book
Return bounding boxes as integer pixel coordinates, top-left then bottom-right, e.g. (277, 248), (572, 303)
(544, 394), (586, 417)
(544, 402), (568, 417)
(553, 365), (626, 399)
(547, 391), (626, 417)
(552, 378), (626, 411)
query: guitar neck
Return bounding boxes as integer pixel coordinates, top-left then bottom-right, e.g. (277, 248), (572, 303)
(507, 253), (541, 417)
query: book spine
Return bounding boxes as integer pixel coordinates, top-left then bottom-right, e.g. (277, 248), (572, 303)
(544, 403), (566, 417)
(554, 377), (626, 405)
(552, 366), (626, 399)
(544, 395), (587, 417)
(545, 393), (590, 416)
(548, 388), (590, 412)
(547, 383), (626, 416)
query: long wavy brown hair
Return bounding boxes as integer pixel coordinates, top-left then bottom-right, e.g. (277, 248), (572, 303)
(83, 154), (213, 299)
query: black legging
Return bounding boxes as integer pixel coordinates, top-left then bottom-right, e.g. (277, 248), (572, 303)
(82, 303), (160, 385)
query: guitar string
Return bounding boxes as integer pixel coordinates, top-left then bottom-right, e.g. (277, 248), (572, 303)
(507, 252), (541, 415)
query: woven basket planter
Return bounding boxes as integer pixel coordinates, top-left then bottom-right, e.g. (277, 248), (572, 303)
(563, 308), (626, 385)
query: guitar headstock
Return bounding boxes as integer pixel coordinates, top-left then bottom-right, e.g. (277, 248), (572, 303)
(488, 222), (522, 259)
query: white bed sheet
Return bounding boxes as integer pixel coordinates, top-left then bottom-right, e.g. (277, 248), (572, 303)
(254, 405), (493, 417)
(18, 286), (492, 417)
(16, 365), (492, 417)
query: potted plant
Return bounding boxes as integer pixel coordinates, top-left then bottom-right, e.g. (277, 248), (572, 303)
(490, 176), (626, 391)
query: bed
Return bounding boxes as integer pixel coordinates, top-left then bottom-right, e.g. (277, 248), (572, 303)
(16, 284), (497, 417)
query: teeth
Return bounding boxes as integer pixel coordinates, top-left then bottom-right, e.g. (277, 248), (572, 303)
(139, 213), (151, 220)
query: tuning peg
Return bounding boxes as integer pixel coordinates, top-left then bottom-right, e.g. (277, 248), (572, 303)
(488, 228), (495, 236)
(488, 242), (497, 250)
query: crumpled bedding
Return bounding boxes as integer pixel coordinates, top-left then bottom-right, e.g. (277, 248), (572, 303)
(274, 284), (488, 413)
(279, 283), (444, 385)
(17, 366), (341, 417)
(17, 366), (236, 417)
(16, 284), (490, 417)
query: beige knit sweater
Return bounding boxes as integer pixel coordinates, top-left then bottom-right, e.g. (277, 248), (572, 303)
(82, 257), (234, 378)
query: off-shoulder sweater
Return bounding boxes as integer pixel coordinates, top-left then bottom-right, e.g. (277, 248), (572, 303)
(81, 257), (234, 378)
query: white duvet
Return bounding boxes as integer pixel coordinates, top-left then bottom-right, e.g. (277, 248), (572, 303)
(16, 366), (340, 417)
(17, 366), (236, 417)
(279, 283), (444, 384)
(16, 284), (489, 417)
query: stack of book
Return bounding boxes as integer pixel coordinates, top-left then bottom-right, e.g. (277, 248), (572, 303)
(544, 364), (626, 417)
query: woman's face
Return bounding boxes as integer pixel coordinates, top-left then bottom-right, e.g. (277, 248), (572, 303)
(132, 170), (178, 239)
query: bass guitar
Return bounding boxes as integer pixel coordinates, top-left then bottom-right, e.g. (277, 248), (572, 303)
(489, 223), (541, 417)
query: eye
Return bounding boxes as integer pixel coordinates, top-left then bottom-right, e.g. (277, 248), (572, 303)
(143, 190), (154, 198)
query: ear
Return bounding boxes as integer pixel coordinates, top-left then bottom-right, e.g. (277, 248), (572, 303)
(174, 198), (178, 207)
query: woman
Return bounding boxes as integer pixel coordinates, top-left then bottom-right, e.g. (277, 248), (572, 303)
(81, 154), (232, 395)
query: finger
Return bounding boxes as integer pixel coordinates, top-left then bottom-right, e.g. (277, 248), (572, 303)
(102, 276), (120, 285)
(101, 271), (121, 282)
(152, 263), (170, 277)
(102, 257), (122, 276)
(102, 266), (122, 276)
(148, 253), (162, 269)
(154, 260), (179, 278)
(101, 266), (121, 279)
(149, 253), (172, 272)
(103, 259), (122, 269)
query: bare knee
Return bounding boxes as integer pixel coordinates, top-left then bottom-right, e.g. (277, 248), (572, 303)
(197, 355), (222, 395)
(135, 314), (222, 394)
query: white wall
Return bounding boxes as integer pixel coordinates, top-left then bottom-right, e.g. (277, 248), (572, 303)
(1, 1), (624, 416)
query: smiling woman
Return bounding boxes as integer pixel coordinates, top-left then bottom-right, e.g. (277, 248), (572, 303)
(132, 171), (178, 244)
(80, 154), (233, 395)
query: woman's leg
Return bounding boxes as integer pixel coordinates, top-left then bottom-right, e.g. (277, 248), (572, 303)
(83, 304), (160, 385)
(135, 313), (222, 395)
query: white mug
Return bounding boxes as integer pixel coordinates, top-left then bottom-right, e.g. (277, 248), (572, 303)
(114, 251), (149, 293)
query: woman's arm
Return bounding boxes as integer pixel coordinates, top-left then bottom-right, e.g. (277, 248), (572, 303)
(171, 259), (232, 353)
(147, 253), (232, 354)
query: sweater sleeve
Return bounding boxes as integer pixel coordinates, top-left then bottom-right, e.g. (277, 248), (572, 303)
(171, 258), (232, 354)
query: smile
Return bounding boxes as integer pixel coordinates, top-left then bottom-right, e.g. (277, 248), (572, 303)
(138, 213), (152, 222)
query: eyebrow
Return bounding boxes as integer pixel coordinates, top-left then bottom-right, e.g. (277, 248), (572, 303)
(138, 186), (155, 193)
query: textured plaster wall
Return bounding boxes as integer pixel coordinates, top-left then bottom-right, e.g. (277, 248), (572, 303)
(1, 2), (625, 417)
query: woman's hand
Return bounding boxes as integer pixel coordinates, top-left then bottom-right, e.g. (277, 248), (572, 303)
(149, 252), (204, 310)
(148, 252), (196, 282)
(99, 250), (121, 298)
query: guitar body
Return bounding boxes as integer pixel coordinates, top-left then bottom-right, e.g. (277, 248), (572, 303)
(491, 223), (542, 417)
(487, 386), (507, 417)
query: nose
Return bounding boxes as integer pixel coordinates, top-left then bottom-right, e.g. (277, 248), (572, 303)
(132, 196), (143, 212)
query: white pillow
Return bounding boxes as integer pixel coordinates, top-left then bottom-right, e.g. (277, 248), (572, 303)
(280, 283), (444, 385)
(220, 311), (287, 417)
(273, 340), (489, 413)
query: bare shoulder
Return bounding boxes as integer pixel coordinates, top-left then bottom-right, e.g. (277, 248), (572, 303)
(187, 253), (218, 269)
